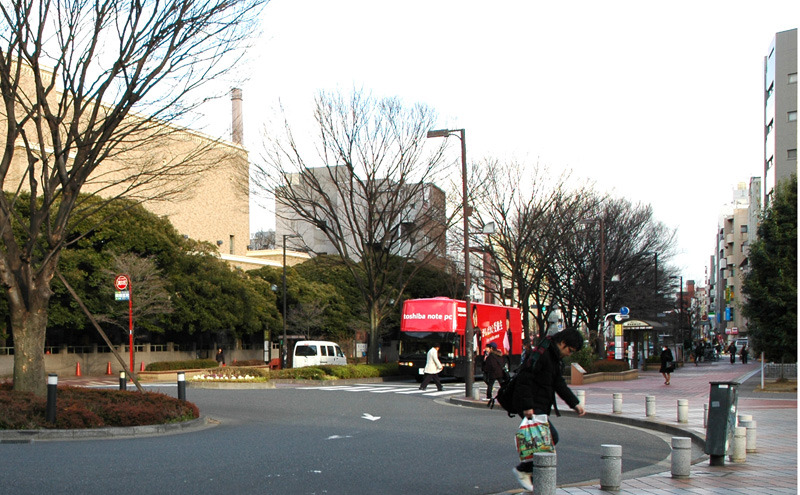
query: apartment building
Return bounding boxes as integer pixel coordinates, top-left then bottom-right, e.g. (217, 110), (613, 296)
(763, 28), (798, 205)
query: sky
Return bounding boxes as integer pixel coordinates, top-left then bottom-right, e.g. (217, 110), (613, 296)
(198, 0), (798, 287)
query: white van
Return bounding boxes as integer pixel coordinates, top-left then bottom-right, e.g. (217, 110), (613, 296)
(292, 340), (347, 368)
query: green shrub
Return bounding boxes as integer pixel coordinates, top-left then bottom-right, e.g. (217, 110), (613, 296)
(564, 347), (597, 373)
(145, 359), (218, 371)
(230, 359), (265, 367)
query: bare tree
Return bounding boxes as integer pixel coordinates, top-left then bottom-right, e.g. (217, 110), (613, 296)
(255, 90), (455, 363)
(287, 300), (328, 340)
(0, 0), (265, 395)
(474, 159), (595, 341)
(551, 194), (677, 353)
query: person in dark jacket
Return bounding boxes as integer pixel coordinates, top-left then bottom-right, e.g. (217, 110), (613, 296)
(481, 342), (505, 400)
(728, 342), (737, 364)
(510, 328), (586, 491)
(659, 345), (674, 385)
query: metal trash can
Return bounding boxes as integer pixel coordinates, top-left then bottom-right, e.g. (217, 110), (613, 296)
(704, 381), (739, 466)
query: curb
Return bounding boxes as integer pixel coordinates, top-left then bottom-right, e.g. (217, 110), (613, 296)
(0, 415), (216, 443)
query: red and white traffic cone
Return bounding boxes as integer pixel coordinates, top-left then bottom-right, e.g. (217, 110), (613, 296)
(106, 362), (112, 375)
(76, 362), (82, 377)
(140, 361), (145, 372)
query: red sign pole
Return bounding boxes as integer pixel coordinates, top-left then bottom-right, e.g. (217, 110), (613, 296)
(115, 274), (134, 373)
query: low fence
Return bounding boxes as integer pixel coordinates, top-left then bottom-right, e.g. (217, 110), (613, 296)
(0, 344), (264, 378)
(762, 362), (797, 379)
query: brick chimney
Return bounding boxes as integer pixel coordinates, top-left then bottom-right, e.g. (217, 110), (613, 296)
(231, 87), (243, 145)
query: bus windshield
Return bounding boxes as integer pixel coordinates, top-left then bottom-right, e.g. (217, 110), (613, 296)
(398, 332), (458, 359)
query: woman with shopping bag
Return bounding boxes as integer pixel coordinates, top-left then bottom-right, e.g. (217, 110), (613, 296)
(510, 328), (586, 492)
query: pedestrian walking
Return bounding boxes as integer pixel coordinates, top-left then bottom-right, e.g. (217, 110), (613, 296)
(419, 344), (444, 391)
(482, 342), (505, 401)
(728, 342), (737, 364)
(215, 348), (225, 366)
(510, 328), (586, 492)
(659, 345), (674, 385)
(694, 341), (703, 366)
(740, 345), (749, 364)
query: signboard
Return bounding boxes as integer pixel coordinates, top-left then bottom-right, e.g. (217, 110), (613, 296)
(114, 274), (129, 291)
(115, 291), (130, 301)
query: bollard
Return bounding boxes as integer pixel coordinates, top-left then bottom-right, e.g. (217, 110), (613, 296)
(472, 384), (480, 401)
(677, 399), (689, 423)
(730, 426), (746, 462)
(671, 437), (692, 478)
(737, 414), (753, 426)
(177, 371), (186, 402)
(119, 370), (127, 391)
(600, 444), (622, 491)
(575, 389), (585, 409)
(703, 403), (708, 428)
(531, 452), (557, 495)
(46, 373), (58, 424)
(740, 419), (757, 453)
(645, 396), (656, 417)
(612, 393), (623, 414)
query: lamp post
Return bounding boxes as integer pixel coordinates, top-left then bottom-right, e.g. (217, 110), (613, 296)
(580, 217), (605, 355)
(670, 275), (684, 348)
(282, 234), (301, 369)
(426, 128), (474, 398)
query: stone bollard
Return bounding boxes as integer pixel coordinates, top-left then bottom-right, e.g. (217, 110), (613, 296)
(575, 389), (585, 409)
(740, 419), (757, 453)
(645, 395), (656, 417)
(737, 414), (753, 426)
(612, 393), (623, 414)
(532, 452), (557, 495)
(730, 426), (747, 463)
(671, 437), (692, 478)
(472, 384), (480, 400)
(677, 399), (689, 423)
(600, 444), (622, 491)
(703, 403), (708, 428)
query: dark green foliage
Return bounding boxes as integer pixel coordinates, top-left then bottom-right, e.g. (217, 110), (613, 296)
(589, 360), (630, 373)
(145, 359), (218, 371)
(0, 383), (199, 429)
(742, 175), (797, 362)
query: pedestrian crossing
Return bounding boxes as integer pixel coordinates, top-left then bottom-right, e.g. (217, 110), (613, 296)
(297, 383), (464, 398)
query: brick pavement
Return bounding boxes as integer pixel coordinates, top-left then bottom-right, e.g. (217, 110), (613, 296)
(471, 358), (797, 494)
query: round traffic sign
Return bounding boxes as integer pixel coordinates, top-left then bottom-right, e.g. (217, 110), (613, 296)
(114, 275), (129, 291)
(620, 306), (630, 316)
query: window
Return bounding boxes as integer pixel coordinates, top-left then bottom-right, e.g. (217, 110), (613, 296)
(295, 345), (318, 357)
(766, 157), (774, 170)
(789, 149), (798, 160)
(740, 225), (748, 233)
(789, 73), (797, 84)
(790, 111), (798, 122)
(766, 119), (774, 134)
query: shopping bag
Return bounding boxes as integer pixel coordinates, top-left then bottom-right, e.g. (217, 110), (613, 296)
(515, 414), (554, 462)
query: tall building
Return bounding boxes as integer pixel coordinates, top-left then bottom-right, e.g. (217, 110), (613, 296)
(763, 28), (798, 206)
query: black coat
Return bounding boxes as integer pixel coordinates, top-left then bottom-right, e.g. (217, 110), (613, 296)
(659, 348), (674, 373)
(511, 339), (579, 417)
(482, 350), (505, 380)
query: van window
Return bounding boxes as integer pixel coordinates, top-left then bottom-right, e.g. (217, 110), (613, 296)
(335, 346), (345, 358)
(326, 346), (335, 356)
(295, 345), (317, 357)
(321, 346), (328, 356)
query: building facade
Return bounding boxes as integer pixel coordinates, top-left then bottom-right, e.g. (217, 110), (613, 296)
(763, 28), (798, 206)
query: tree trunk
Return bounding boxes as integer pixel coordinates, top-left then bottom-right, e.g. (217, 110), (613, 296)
(10, 295), (50, 397)
(368, 303), (380, 364)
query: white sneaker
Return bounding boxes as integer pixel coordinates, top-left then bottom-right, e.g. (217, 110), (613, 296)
(512, 467), (533, 491)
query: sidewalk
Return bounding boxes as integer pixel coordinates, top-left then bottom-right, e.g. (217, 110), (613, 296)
(458, 359), (798, 494)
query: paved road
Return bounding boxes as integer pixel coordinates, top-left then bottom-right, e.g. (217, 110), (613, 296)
(0, 380), (676, 495)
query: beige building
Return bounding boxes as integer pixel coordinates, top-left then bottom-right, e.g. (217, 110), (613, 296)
(1, 60), (250, 257)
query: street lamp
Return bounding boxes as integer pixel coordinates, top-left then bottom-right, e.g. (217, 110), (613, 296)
(282, 234), (302, 369)
(426, 128), (474, 398)
(580, 217), (605, 355)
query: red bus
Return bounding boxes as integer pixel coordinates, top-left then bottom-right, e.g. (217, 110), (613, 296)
(398, 297), (523, 381)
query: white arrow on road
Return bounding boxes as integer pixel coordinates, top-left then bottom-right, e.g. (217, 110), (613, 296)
(361, 413), (381, 421)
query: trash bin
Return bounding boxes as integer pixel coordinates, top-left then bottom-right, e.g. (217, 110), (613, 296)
(704, 381), (739, 466)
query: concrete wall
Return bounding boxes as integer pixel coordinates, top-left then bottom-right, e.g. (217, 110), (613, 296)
(0, 346), (264, 378)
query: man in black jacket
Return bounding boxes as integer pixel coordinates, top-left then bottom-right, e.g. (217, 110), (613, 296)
(511, 328), (586, 491)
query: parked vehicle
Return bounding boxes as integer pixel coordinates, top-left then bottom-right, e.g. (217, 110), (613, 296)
(292, 340), (347, 368)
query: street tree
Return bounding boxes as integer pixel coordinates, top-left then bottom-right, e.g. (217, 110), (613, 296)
(551, 194), (676, 353)
(742, 175), (797, 362)
(473, 158), (594, 341)
(255, 90), (454, 363)
(0, 0), (265, 395)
